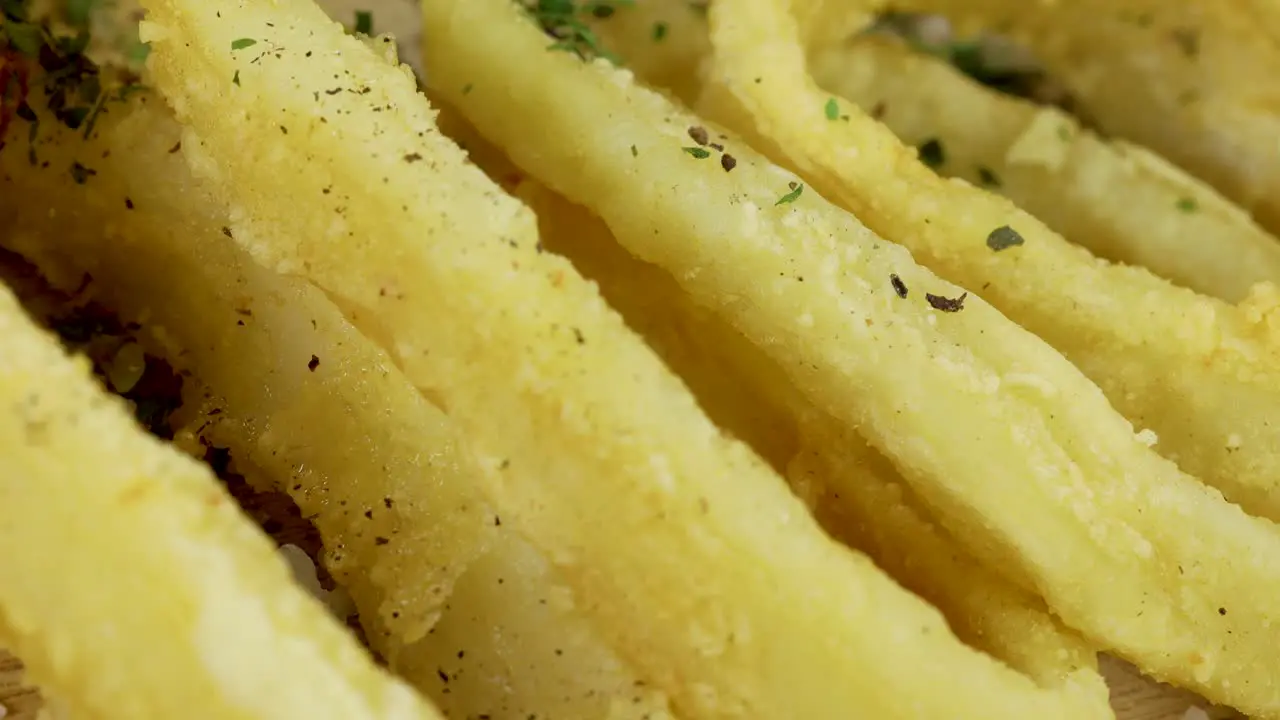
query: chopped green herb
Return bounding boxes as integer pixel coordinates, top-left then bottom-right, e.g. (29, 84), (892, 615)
(354, 10), (373, 35)
(918, 138), (945, 169)
(232, 69), (241, 86)
(652, 21), (668, 41)
(231, 38), (257, 51)
(683, 146), (710, 159)
(3, 22), (44, 55)
(630, 144), (638, 157)
(775, 182), (803, 205)
(824, 97), (839, 121)
(985, 225), (1024, 252)
(523, 0), (633, 64)
(976, 166), (1001, 187)
(1176, 197), (1198, 213)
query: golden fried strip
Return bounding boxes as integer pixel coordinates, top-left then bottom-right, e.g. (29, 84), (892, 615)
(704, 0), (1280, 522)
(137, 0), (1104, 716)
(0, 283), (439, 720)
(851, 0), (1280, 235)
(0, 82), (492, 655)
(520, 179), (1108, 703)
(406, 0), (1280, 714)
(700, 0), (1280, 712)
(809, 34), (1280, 301)
(0, 77), (672, 720)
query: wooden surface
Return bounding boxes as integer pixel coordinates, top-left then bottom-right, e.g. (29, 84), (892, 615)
(0, 648), (1215, 719)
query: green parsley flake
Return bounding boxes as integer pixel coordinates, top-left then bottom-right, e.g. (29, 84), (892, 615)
(354, 10), (373, 35)
(652, 21), (668, 41)
(976, 166), (1001, 187)
(232, 70), (241, 86)
(824, 97), (839, 121)
(683, 146), (711, 159)
(775, 182), (804, 205)
(1176, 197), (1198, 212)
(231, 38), (258, 51)
(985, 225), (1024, 252)
(918, 138), (945, 169)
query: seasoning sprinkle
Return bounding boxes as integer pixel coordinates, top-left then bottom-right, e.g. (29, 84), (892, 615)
(977, 166), (1001, 187)
(775, 181), (803, 205)
(231, 38), (258, 51)
(69, 161), (96, 184)
(824, 97), (839, 120)
(687, 125), (709, 145)
(720, 153), (737, 172)
(926, 292), (967, 313)
(683, 146), (711, 159)
(918, 138), (945, 169)
(652, 21), (668, 41)
(890, 274), (908, 298)
(1176, 197), (1198, 213)
(985, 225), (1024, 252)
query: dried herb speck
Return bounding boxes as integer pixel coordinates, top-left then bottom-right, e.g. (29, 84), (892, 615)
(720, 153), (737, 172)
(985, 225), (1024, 252)
(687, 125), (709, 145)
(926, 292), (967, 313)
(775, 181), (803, 205)
(683, 146), (710, 159)
(890, 274), (908, 298)
(918, 138), (945, 169)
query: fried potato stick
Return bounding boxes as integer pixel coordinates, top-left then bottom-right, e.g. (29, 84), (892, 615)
(699, 0), (1280, 712)
(520, 179), (1109, 705)
(138, 0), (1104, 716)
(0, 283), (440, 720)
(809, 34), (1280, 301)
(0, 77), (671, 720)
(406, 0), (1280, 714)
(0, 82), (492, 655)
(703, 0), (1280, 524)
(878, 0), (1280, 236)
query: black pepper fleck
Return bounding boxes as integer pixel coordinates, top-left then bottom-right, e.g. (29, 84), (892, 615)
(890, 274), (908, 298)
